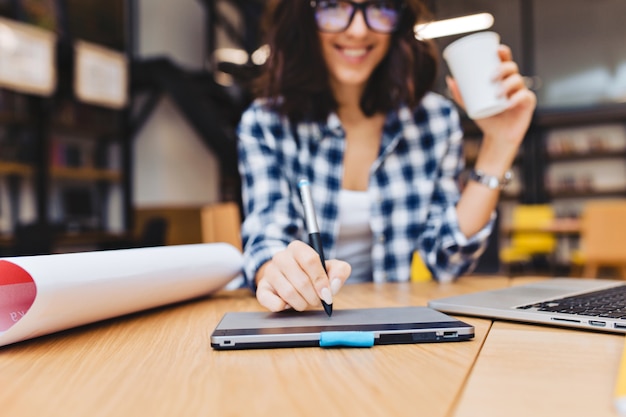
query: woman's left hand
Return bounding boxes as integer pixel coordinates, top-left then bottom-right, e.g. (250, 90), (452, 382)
(447, 44), (536, 173)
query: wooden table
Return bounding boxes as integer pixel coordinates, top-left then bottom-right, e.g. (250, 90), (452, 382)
(0, 276), (623, 417)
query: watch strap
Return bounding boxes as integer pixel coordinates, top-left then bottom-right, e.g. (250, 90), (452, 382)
(469, 169), (513, 190)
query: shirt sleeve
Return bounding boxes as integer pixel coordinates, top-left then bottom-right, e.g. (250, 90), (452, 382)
(417, 102), (495, 283)
(236, 102), (302, 289)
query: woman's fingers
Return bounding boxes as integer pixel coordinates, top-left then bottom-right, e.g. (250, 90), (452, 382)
(506, 85), (537, 113)
(276, 244), (324, 307)
(256, 279), (290, 312)
(499, 72), (526, 99)
(495, 61), (520, 82)
(287, 241), (330, 303)
(497, 44), (513, 62)
(255, 242), (353, 312)
(258, 260), (310, 311)
(255, 241), (331, 312)
(326, 259), (352, 295)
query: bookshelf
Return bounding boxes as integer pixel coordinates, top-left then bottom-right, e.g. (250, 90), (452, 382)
(538, 105), (626, 209)
(0, 1), (131, 255)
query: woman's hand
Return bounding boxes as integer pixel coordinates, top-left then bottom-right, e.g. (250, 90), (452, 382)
(447, 44), (537, 175)
(255, 240), (352, 312)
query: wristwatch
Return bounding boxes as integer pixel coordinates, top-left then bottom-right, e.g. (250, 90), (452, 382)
(469, 169), (513, 190)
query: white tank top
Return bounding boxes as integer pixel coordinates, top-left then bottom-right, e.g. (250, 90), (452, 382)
(335, 189), (373, 283)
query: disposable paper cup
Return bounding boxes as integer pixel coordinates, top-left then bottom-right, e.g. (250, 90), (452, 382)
(443, 31), (509, 120)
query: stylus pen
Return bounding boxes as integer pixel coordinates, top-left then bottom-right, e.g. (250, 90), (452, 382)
(297, 178), (333, 317)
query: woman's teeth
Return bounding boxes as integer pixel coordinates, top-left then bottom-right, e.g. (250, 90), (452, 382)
(342, 48), (367, 57)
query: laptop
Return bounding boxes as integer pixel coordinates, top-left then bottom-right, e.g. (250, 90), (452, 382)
(210, 306), (474, 350)
(428, 278), (626, 334)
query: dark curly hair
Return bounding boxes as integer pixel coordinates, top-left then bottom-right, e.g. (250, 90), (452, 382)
(254, 0), (438, 123)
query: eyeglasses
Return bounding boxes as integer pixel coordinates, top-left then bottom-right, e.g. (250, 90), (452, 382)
(309, 0), (404, 34)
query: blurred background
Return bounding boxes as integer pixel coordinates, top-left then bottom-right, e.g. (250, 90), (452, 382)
(0, 0), (625, 279)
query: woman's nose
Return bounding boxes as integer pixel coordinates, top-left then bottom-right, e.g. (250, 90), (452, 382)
(345, 8), (369, 36)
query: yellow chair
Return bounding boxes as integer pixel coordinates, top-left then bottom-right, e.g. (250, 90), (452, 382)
(570, 200), (626, 279)
(411, 252), (432, 282)
(500, 204), (557, 273)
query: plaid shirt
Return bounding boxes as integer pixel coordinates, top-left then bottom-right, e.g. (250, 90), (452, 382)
(237, 92), (493, 287)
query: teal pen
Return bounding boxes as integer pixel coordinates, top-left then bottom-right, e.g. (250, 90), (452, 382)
(297, 178), (333, 317)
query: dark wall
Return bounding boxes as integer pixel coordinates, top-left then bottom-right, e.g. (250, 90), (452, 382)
(431, 0), (626, 109)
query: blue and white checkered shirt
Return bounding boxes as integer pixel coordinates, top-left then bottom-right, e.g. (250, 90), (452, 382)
(237, 92), (493, 287)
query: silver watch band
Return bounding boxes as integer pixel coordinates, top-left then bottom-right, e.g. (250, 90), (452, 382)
(469, 169), (513, 190)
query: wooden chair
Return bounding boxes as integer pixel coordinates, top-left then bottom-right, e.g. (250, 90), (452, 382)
(201, 201), (242, 251)
(571, 200), (626, 279)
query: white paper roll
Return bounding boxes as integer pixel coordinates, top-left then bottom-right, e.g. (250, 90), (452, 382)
(0, 243), (243, 347)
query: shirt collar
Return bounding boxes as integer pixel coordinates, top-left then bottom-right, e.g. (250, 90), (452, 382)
(325, 112), (343, 137)
(316, 105), (407, 141)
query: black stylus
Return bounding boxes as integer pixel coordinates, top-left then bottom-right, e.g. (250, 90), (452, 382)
(298, 178), (333, 317)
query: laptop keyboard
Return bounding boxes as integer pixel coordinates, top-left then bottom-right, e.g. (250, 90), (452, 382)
(517, 284), (626, 319)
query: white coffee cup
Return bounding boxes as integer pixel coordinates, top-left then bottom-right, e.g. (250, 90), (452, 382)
(443, 31), (509, 120)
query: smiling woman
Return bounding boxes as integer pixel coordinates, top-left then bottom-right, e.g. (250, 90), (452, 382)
(255, 0), (436, 121)
(237, 0), (535, 313)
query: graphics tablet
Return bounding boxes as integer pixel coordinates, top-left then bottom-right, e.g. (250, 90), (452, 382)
(210, 306), (474, 350)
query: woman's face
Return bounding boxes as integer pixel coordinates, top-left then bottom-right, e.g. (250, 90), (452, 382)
(317, 2), (392, 93)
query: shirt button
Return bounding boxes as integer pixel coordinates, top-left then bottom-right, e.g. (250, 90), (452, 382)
(378, 234), (386, 243)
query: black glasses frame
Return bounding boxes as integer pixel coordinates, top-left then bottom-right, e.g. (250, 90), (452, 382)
(309, 0), (405, 34)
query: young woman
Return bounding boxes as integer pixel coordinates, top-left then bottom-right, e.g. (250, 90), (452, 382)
(237, 0), (536, 312)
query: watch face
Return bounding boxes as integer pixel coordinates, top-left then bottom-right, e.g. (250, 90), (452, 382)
(487, 177), (500, 189)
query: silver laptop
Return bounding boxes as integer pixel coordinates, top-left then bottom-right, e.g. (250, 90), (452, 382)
(428, 278), (626, 334)
(210, 306), (474, 350)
